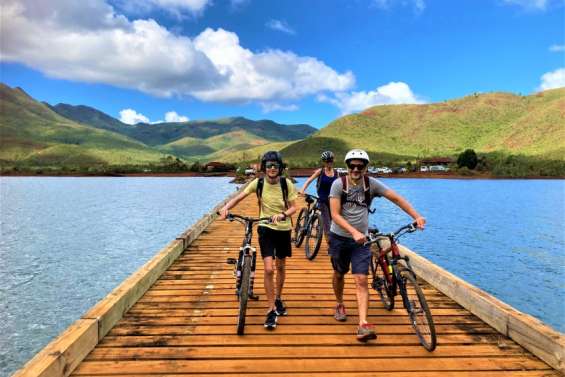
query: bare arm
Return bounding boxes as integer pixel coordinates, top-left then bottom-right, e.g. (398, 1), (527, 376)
(299, 169), (322, 195)
(382, 189), (426, 229)
(218, 191), (250, 219)
(329, 196), (367, 244)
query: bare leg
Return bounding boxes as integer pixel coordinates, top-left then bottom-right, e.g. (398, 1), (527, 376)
(354, 274), (369, 325)
(333, 270), (345, 304)
(263, 257), (275, 312)
(275, 258), (286, 299)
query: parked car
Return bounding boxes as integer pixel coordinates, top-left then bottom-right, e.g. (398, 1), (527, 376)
(392, 167), (407, 173)
(336, 167), (348, 175)
(429, 165), (449, 172)
(244, 168), (255, 175)
(420, 166), (429, 172)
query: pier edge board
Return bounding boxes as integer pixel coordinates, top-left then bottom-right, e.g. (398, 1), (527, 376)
(400, 245), (565, 374)
(11, 182), (249, 377)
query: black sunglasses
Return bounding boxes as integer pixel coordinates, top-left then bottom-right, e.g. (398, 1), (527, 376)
(265, 162), (280, 169)
(347, 163), (366, 171)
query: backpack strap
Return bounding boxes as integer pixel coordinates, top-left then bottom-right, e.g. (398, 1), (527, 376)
(340, 175), (374, 213)
(280, 177), (289, 210)
(256, 177), (264, 215)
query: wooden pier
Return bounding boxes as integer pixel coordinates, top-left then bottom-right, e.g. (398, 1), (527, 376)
(14, 186), (564, 376)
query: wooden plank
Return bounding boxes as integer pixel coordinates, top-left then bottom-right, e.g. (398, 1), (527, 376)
(400, 245), (565, 373)
(66, 372), (563, 377)
(12, 319), (98, 377)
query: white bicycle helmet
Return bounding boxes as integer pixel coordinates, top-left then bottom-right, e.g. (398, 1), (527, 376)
(344, 149), (370, 164)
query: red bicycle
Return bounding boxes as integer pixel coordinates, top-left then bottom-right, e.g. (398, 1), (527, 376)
(365, 223), (437, 351)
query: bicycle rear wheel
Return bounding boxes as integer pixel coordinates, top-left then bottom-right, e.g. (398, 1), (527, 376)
(237, 255), (251, 335)
(294, 208), (307, 247)
(370, 254), (395, 310)
(400, 270), (436, 351)
(304, 212), (323, 260)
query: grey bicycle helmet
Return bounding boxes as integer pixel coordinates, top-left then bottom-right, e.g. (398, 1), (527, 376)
(321, 151), (335, 162)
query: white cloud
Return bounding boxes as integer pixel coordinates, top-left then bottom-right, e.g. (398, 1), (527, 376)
(501, 0), (547, 10)
(119, 108), (150, 124)
(260, 103), (299, 113)
(1, 0), (353, 104)
(373, 0), (426, 13)
(538, 68), (565, 91)
(266, 19), (296, 35)
(115, 0), (210, 16)
(164, 111), (189, 122)
(318, 82), (425, 115)
(549, 44), (565, 52)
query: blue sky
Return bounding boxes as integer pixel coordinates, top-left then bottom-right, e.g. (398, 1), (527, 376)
(1, 0), (564, 128)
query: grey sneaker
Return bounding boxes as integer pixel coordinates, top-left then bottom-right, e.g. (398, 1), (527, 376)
(275, 298), (287, 316)
(334, 303), (347, 322)
(264, 310), (278, 330)
(356, 323), (377, 342)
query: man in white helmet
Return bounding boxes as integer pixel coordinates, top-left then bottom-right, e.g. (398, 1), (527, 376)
(328, 149), (426, 342)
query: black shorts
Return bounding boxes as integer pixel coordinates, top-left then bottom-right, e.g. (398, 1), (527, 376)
(258, 226), (292, 259)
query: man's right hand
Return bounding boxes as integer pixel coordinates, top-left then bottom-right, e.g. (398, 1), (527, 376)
(218, 207), (229, 220)
(352, 230), (367, 245)
(298, 189), (305, 196)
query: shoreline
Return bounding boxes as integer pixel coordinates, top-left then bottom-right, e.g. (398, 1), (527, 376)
(1, 169), (563, 180)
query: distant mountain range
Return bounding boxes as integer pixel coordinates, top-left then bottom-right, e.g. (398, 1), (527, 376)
(1, 82), (563, 174)
(0, 83), (316, 166)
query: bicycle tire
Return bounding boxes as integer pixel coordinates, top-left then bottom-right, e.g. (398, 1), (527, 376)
(294, 208), (307, 247)
(304, 212), (323, 260)
(370, 253), (395, 310)
(237, 255), (251, 335)
(400, 270), (436, 351)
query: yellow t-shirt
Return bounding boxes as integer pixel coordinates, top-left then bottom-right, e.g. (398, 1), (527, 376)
(243, 177), (297, 231)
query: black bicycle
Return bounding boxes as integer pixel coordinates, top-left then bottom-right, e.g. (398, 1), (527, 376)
(294, 194), (324, 260)
(223, 213), (271, 335)
(365, 223), (437, 351)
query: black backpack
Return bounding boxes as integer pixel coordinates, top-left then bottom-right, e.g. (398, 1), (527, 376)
(340, 175), (375, 213)
(256, 177), (289, 212)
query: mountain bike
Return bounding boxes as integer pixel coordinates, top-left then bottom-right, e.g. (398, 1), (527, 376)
(223, 213), (271, 335)
(293, 194), (324, 260)
(365, 223), (437, 351)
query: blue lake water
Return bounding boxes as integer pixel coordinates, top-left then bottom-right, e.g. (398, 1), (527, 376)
(1, 176), (564, 375)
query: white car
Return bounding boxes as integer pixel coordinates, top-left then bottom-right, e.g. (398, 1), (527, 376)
(336, 167), (348, 175)
(429, 165), (449, 172)
(420, 166), (429, 172)
(244, 168), (255, 175)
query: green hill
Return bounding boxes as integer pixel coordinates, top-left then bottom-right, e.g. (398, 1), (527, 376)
(281, 89), (565, 169)
(0, 84), (167, 168)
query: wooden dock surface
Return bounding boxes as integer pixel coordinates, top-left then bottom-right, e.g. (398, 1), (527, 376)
(64, 194), (559, 377)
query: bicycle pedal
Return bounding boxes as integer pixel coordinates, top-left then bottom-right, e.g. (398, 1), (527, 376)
(226, 258), (237, 264)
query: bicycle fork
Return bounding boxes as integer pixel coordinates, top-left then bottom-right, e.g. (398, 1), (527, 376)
(227, 246), (259, 300)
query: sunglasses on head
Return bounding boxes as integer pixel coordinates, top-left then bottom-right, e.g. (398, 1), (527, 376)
(265, 162), (280, 169)
(347, 163), (366, 171)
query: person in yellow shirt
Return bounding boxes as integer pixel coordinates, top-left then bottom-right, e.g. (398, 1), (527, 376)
(219, 151), (297, 329)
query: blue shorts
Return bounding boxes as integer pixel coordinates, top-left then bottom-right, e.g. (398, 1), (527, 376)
(329, 232), (371, 275)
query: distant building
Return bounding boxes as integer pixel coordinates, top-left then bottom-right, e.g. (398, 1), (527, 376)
(419, 157), (453, 166)
(205, 161), (229, 172)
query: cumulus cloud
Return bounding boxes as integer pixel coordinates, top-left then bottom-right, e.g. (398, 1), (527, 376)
(266, 19), (296, 35)
(120, 108), (150, 124)
(164, 111), (189, 122)
(538, 68), (565, 91)
(549, 44), (565, 52)
(1, 0), (353, 104)
(318, 82), (425, 115)
(501, 0), (547, 10)
(260, 103), (299, 113)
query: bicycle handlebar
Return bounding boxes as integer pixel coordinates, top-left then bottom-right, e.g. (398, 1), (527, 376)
(216, 212), (272, 224)
(364, 222), (418, 246)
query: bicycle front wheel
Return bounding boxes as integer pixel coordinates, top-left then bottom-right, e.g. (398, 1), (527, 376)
(370, 254), (395, 310)
(237, 255), (251, 335)
(294, 208), (307, 247)
(304, 212), (323, 260)
(400, 270), (436, 351)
